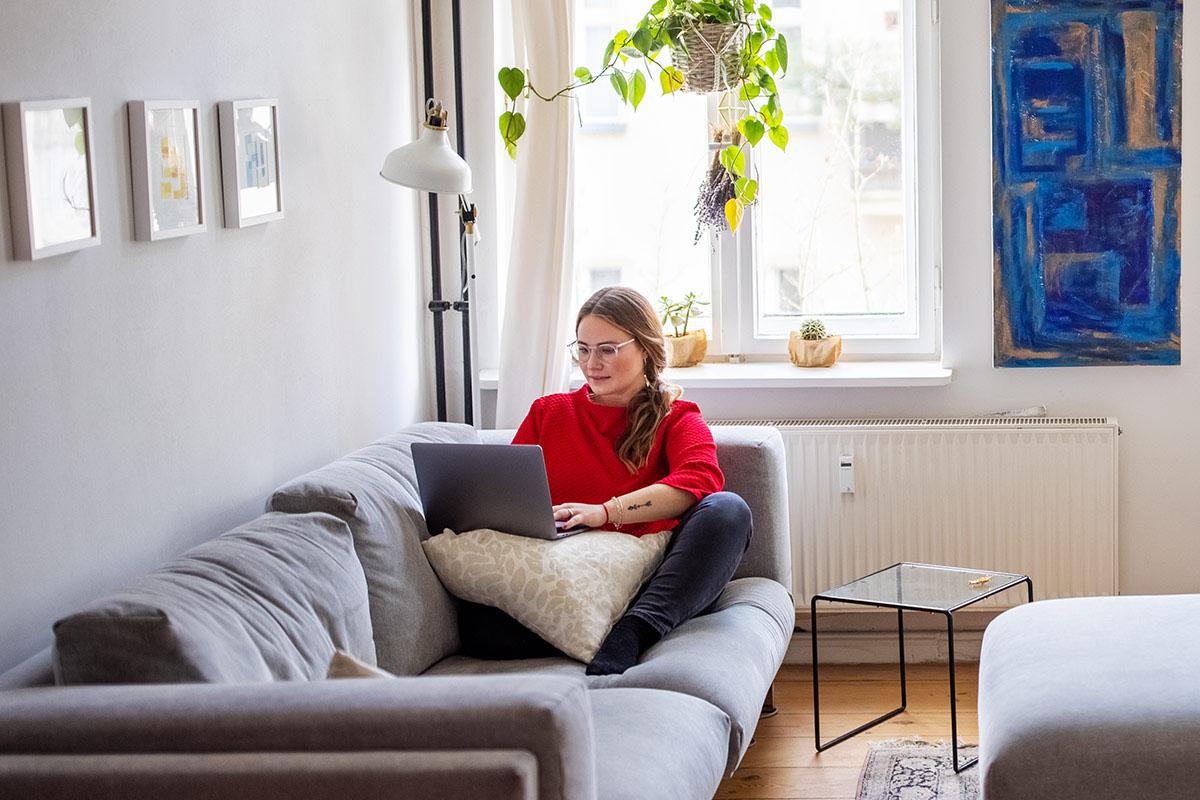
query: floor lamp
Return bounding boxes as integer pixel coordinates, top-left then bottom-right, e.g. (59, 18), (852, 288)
(380, 0), (479, 426)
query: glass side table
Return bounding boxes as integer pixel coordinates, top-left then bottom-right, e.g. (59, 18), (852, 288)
(811, 562), (1033, 772)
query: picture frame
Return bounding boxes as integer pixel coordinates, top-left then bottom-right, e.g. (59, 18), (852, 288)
(217, 99), (284, 228)
(2, 97), (101, 260)
(128, 100), (206, 241)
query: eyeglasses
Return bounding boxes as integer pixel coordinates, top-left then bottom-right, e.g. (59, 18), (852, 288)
(567, 338), (636, 364)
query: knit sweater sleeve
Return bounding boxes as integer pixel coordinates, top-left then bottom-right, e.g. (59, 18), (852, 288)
(511, 398), (543, 445)
(656, 405), (724, 500)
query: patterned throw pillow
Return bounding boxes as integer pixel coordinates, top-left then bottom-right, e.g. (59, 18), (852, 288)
(422, 529), (671, 662)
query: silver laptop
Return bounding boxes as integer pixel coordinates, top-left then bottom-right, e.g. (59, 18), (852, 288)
(411, 442), (589, 540)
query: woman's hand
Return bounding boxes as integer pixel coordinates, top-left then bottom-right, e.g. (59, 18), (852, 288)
(553, 502), (607, 531)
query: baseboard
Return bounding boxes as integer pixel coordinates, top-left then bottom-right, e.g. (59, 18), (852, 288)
(784, 629), (985, 664)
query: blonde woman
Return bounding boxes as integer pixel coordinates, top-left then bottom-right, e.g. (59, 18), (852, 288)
(508, 286), (752, 675)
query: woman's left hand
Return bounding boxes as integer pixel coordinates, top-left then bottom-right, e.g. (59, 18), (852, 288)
(552, 502), (606, 531)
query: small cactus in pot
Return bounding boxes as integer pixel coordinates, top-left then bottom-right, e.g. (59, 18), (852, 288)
(798, 318), (828, 341)
(789, 317), (841, 367)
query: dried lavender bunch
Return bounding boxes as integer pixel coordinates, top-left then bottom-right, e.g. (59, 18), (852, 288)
(693, 152), (736, 244)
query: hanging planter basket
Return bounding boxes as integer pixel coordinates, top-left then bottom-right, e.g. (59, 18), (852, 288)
(673, 22), (747, 94)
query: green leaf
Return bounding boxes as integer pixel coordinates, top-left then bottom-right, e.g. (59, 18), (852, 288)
(575, 66), (593, 82)
(498, 67), (525, 101)
(610, 70), (629, 103)
(775, 34), (789, 73)
(764, 49), (779, 74)
(724, 197), (744, 234)
(747, 32), (763, 55)
(764, 94), (782, 126)
(660, 66), (685, 94)
(498, 111), (526, 145)
(74, 130), (86, 156)
(738, 116), (765, 146)
(736, 177), (758, 204)
(768, 124), (789, 151)
(759, 73), (777, 95)
(613, 29), (630, 48)
(650, 0), (667, 14)
(700, 2), (732, 22)
(759, 20), (775, 39)
(738, 82), (761, 101)
(719, 144), (746, 177)
(604, 38), (616, 66)
(620, 46), (642, 59)
(630, 69), (647, 110)
(758, 3), (772, 21)
(631, 27), (653, 55)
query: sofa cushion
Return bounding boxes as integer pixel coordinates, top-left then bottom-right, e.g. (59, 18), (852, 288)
(979, 595), (1200, 800)
(268, 422), (480, 675)
(424, 577), (794, 776)
(592, 577), (793, 775)
(589, 688), (729, 800)
(53, 512), (374, 685)
(422, 528), (670, 662)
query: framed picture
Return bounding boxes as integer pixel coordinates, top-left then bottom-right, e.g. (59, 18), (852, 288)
(128, 100), (206, 241)
(2, 97), (101, 260)
(127, 99), (205, 241)
(217, 99), (283, 228)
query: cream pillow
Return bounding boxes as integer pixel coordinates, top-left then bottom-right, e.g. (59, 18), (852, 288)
(327, 649), (395, 679)
(422, 529), (671, 662)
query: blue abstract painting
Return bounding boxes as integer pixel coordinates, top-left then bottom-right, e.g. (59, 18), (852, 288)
(993, 0), (1181, 366)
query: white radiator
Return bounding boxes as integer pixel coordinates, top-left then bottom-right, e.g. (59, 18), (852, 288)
(716, 417), (1119, 608)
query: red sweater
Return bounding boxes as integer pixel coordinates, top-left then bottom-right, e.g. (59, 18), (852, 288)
(512, 387), (724, 537)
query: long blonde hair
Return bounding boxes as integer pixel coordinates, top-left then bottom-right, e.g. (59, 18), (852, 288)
(577, 287), (682, 472)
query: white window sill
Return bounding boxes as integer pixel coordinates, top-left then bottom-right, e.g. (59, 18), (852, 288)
(478, 360), (952, 390)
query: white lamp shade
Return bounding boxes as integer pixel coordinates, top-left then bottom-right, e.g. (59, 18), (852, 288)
(380, 126), (472, 194)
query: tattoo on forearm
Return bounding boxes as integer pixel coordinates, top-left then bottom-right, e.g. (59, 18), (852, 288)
(627, 501), (651, 511)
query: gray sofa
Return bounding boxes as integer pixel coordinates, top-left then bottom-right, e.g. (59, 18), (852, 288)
(978, 595), (1200, 800)
(0, 422), (794, 800)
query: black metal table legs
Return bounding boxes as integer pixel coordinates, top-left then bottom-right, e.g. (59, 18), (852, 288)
(812, 577), (1035, 773)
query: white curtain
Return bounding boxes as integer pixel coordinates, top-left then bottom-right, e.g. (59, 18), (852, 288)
(494, 0), (575, 428)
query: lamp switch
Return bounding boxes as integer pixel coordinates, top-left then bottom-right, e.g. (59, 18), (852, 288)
(839, 456), (855, 494)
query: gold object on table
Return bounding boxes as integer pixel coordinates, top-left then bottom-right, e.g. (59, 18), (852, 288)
(968, 575), (992, 587)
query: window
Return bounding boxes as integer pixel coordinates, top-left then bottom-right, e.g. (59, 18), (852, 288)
(567, 0), (940, 358)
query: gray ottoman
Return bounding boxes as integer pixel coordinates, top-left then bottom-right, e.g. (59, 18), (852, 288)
(978, 595), (1200, 800)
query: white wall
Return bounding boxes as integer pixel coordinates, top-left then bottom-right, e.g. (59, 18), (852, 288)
(685, 1), (1199, 598)
(0, 0), (429, 674)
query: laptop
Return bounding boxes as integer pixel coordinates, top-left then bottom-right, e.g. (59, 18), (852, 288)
(411, 442), (590, 540)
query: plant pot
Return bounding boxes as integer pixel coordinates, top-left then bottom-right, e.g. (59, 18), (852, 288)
(666, 329), (708, 368)
(674, 22), (746, 93)
(788, 332), (842, 368)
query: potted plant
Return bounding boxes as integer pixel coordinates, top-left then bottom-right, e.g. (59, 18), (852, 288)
(497, 0), (789, 237)
(788, 317), (841, 368)
(660, 292), (710, 367)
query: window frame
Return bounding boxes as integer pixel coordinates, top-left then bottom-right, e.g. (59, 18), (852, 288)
(708, 0), (942, 359)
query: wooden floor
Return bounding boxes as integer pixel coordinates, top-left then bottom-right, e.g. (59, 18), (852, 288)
(715, 662), (979, 800)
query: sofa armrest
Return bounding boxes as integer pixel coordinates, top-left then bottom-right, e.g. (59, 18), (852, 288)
(0, 675), (596, 800)
(0, 750), (537, 800)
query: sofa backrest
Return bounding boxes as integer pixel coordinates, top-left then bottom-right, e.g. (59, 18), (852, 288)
(268, 422), (482, 675)
(481, 425), (792, 592)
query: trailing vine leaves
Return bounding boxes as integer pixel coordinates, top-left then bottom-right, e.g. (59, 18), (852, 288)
(497, 0), (789, 236)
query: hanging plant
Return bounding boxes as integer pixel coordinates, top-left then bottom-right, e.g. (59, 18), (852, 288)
(496, 0), (789, 236)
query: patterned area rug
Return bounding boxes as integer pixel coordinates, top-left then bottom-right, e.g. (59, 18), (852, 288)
(856, 739), (980, 800)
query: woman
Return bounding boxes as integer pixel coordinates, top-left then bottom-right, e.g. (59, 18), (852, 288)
(512, 286), (752, 675)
